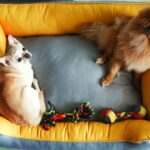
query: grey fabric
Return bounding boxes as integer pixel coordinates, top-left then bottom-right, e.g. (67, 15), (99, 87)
(0, 134), (150, 150)
(18, 36), (141, 120)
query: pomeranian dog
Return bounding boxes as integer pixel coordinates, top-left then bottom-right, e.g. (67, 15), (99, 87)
(81, 7), (150, 88)
(81, 16), (130, 65)
(0, 35), (46, 125)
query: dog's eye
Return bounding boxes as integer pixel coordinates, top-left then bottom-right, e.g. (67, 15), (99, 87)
(22, 48), (26, 51)
(17, 57), (22, 62)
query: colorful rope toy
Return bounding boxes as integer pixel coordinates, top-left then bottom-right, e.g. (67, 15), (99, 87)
(101, 105), (147, 124)
(41, 102), (95, 130)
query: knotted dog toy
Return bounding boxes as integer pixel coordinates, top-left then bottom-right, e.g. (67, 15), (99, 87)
(101, 105), (147, 123)
(41, 103), (147, 130)
(41, 102), (95, 130)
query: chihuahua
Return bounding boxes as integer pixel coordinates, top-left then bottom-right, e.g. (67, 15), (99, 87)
(0, 35), (46, 125)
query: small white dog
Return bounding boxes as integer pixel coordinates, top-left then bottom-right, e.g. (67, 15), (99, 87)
(0, 35), (46, 125)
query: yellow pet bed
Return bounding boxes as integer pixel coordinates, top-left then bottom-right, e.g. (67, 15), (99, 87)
(0, 2), (150, 149)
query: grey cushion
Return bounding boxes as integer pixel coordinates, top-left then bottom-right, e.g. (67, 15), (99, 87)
(18, 35), (141, 120)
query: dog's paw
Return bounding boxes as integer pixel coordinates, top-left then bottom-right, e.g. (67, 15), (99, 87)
(101, 78), (112, 88)
(96, 57), (105, 64)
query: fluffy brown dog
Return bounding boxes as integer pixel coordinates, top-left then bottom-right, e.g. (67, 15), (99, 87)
(81, 7), (150, 88)
(81, 16), (130, 65)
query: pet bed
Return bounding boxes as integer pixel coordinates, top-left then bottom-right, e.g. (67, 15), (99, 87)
(0, 2), (150, 150)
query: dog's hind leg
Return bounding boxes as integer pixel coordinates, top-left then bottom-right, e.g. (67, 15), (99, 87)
(33, 78), (40, 91)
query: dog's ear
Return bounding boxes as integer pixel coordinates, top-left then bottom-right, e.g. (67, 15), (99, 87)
(8, 34), (19, 46)
(0, 57), (10, 67)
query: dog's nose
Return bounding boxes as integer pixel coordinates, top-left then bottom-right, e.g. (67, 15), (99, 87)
(24, 53), (32, 59)
(143, 26), (150, 34)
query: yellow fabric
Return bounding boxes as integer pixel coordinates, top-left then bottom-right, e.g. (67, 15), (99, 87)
(0, 116), (150, 142)
(0, 3), (149, 37)
(0, 2), (149, 142)
(0, 24), (6, 56)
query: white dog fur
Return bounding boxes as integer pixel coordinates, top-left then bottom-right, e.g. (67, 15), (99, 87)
(0, 35), (46, 125)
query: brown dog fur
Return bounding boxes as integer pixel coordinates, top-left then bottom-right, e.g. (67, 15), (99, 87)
(80, 16), (130, 64)
(81, 7), (150, 88)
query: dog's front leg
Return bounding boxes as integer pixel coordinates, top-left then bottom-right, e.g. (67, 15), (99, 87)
(33, 78), (46, 113)
(39, 91), (46, 114)
(33, 78), (40, 91)
(96, 50), (112, 65)
(102, 58), (121, 87)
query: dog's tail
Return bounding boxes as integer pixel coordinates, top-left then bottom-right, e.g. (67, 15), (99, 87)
(80, 16), (130, 43)
(80, 22), (103, 43)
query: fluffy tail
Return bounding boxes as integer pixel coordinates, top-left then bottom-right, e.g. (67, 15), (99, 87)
(80, 16), (130, 42)
(80, 22), (103, 43)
